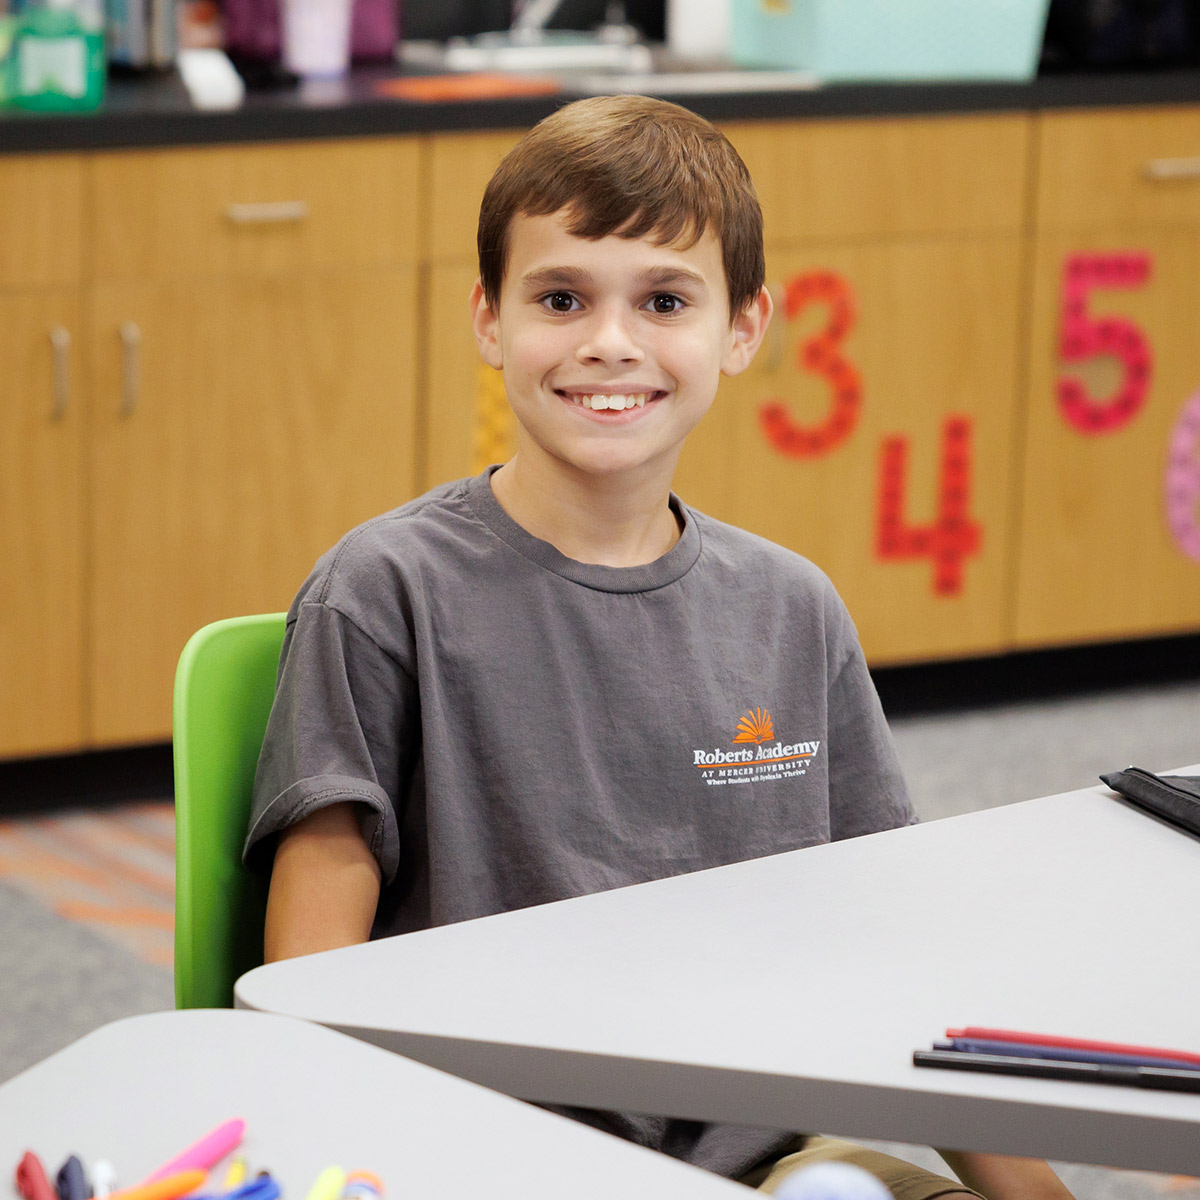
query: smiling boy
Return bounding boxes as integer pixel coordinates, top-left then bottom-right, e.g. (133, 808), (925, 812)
(245, 97), (1073, 1199)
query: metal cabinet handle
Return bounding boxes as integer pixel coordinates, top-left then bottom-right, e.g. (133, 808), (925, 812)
(764, 282), (786, 371)
(49, 325), (71, 420)
(1145, 157), (1200, 181)
(225, 200), (310, 224)
(120, 321), (142, 416)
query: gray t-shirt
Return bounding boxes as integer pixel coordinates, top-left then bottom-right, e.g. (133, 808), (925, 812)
(245, 468), (916, 1178)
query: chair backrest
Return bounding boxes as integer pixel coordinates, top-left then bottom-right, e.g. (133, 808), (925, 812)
(173, 613), (287, 1008)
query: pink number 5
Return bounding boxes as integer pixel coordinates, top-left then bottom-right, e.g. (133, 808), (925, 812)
(1058, 252), (1153, 435)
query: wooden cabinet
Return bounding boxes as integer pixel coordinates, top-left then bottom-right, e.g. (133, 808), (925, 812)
(722, 113), (1030, 243)
(0, 290), (85, 757)
(0, 156), (86, 758)
(91, 140), (421, 280)
(0, 140), (421, 756)
(1013, 108), (1200, 647)
(82, 139), (423, 744)
(87, 270), (418, 743)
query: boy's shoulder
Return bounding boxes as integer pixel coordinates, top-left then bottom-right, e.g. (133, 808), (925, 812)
(297, 476), (484, 609)
(683, 501), (861, 652)
(329, 476), (472, 556)
(685, 501), (839, 597)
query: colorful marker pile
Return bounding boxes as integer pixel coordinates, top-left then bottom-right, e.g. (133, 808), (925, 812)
(14, 1119), (383, 1200)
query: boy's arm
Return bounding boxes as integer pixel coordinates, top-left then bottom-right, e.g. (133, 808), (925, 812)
(263, 802), (381, 962)
(937, 1149), (1075, 1199)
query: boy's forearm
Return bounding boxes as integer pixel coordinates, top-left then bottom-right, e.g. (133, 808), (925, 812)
(264, 802), (381, 963)
(937, 1149), (1075, 1199)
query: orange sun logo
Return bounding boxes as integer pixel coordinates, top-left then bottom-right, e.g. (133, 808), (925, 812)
(734, 707), (775, 744)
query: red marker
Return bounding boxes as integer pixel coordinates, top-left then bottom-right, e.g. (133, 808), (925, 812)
(946, 1028), (1200, 1068)
(15, 1153), (57, 1200)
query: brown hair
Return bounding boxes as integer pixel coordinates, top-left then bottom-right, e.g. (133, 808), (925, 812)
(477, 95), (765, 318)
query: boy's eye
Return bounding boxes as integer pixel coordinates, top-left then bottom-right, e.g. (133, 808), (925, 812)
(648, 293), (684, 315)
(542, 291), (578, 312)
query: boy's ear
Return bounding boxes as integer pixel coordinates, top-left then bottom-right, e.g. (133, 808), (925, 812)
(469, 279), (503, 369)
(721, 287), (773, 377)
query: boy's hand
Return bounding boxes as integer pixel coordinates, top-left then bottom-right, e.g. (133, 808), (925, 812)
(937, 1149), (1075, 1199)
(264, 802), (381, 962)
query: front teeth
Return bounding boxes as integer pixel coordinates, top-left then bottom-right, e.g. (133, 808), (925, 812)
(573, 393), (648, 411)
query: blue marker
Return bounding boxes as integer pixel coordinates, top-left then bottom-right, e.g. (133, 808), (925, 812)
(936, 1037), (1200, 1071)
(189, 1172), (280, 1200)
(55, 1157), (89, 1200)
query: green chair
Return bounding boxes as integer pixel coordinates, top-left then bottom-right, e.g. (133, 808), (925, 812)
(172, 612), (287, 1009)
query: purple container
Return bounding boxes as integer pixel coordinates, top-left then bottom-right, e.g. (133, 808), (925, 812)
(224, 0), (398, 62)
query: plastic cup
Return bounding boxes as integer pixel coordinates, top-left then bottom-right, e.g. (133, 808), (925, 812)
(282, 0), (353, 78)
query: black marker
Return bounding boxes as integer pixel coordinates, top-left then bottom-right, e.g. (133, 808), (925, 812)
(913, 1049), (1200, 1094)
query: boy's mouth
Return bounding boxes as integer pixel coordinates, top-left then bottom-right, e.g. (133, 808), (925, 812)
(557, 390), (662, 412)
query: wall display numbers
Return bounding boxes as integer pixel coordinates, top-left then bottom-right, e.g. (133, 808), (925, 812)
(1165, 390), (1200, 563)
(759, 271), (863, 459)
(876, 417), (982, 597)
(757, 269), (981, 598)
(1057, 252), (1153, 435)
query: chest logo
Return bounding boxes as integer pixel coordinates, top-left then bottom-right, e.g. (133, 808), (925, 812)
(693, 708), (821, 787)
(734, 707), (775, 743)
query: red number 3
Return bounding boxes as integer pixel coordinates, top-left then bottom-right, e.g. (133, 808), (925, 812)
(1058, 252), (1153, 435)
(760, 271), (863, 459)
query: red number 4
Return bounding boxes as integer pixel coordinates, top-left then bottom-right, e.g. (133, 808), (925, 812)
(876, 417), (983, 597)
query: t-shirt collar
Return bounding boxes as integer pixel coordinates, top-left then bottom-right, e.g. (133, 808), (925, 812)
(466, 467), (702, 593)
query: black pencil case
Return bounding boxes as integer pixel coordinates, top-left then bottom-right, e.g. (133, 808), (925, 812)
(1100, 766), (1200, 837)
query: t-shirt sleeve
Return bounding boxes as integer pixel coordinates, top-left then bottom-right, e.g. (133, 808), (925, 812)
(242, 599), (413, 884)
(824, 599), (918, 840)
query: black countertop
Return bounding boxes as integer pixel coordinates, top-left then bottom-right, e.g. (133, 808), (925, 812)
(4, 63), (1200, 154)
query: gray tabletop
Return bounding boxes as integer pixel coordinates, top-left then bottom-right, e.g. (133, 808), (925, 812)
(237, 773), (1200, 1176)
(0, 1009), (748, 1199)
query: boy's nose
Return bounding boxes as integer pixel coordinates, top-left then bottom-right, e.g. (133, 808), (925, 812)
(575, 306), (644, 365)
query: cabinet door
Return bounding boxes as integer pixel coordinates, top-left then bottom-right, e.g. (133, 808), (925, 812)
(1014, 229), (1200, 646)
(88, 268), (419, 745)
(707, 238), (1025, 665)
(0, 292), (84, 756)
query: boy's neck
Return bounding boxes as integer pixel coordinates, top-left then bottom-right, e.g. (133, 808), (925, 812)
(489, 455), (683, 568)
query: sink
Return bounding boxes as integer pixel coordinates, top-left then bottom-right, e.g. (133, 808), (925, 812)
(397, 39), (817, 95)
(565, 68), (818, 95)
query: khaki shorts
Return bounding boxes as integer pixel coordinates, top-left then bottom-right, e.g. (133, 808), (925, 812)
(738, 1135), (986, 1199)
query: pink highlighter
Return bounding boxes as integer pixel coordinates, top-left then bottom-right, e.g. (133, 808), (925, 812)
(141, 1119), (246, 1185)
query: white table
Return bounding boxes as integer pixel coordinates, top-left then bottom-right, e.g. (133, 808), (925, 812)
(236, 773), (1200, 1177)
(0, 1010), (749, 1199)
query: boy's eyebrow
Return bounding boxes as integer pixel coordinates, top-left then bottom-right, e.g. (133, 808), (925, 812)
(519, 266), (593, 292)
(636, 266), (710, 292)
(518, 265), (711, 293)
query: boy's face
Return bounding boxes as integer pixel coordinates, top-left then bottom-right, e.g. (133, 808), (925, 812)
(470, 208), (769, 485)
